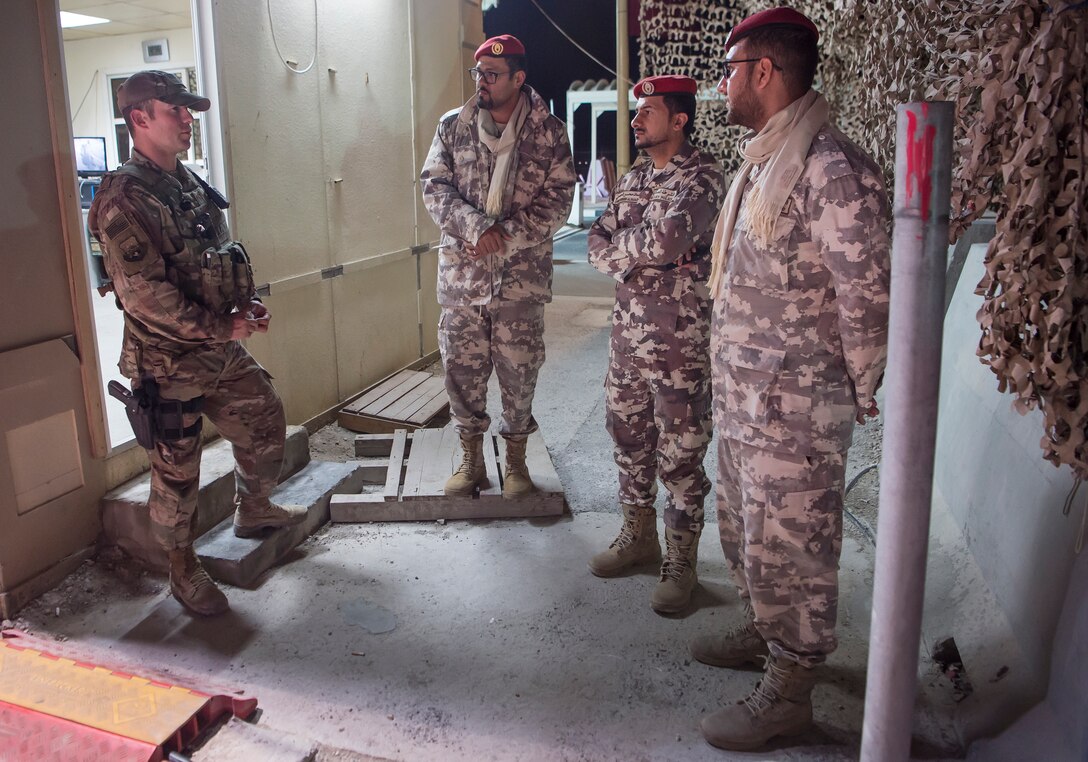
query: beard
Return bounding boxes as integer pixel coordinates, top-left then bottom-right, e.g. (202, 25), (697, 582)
(634, 132), (666, 150)
(476, 90), (494, 110)
(725, 73), (763, 129)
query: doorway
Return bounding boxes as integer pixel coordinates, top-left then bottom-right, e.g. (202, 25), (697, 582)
(60, 0), (219, 449)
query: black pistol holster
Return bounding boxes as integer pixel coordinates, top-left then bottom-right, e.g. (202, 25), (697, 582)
(108, 379), (204, 449)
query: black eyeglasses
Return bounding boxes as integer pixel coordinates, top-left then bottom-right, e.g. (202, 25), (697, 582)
(468, 67), (512, 84)
(722, 57), (783, 79)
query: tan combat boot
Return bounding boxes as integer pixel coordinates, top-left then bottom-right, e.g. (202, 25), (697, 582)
(588, 504), (660, 577)
(444, 433), (485, 496)
(233, 500), (308, 538)
(651, 527), (700, 614)
(689, 600), (769, 668)
(169, 547), (229, 616)
(700, 654), (817, 751)
(502, 437), (534, 498)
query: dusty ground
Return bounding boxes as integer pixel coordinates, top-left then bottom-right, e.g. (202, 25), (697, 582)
(9, 274), (962, 760)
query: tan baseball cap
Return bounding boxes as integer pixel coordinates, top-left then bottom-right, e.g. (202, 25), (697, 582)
(117, 70), (211, 112)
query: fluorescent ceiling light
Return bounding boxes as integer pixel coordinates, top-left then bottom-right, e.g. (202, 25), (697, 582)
(60, 11), (110, 28)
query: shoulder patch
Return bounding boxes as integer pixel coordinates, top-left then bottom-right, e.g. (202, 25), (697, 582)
(103, 212), (133, 241)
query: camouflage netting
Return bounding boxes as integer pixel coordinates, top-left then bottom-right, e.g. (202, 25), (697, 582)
(641, 0), (1088, 479)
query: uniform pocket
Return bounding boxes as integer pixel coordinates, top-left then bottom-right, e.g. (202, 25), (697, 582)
(762, 485), (843, 578)
(720, 343), (785, 426)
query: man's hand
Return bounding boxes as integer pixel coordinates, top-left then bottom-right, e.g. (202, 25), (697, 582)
(246, 300), (271, 333)
(465, 223), (512, 258)
(856, 399), (880, 425)
(230, 300), (271, 340)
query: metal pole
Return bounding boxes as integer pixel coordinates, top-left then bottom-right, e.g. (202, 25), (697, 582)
(616, 0), (631, 178)
(860, 101), (954, 761)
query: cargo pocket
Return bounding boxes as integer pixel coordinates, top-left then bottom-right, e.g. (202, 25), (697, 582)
(762, 486), (843, 578)
(720, 343), (785, 426)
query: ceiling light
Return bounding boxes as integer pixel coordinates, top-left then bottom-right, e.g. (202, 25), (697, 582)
(60, 11), (110, 28)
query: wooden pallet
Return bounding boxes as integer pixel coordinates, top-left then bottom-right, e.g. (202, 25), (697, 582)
(330, 426), (565, 521)
(337, 369), (450, 434)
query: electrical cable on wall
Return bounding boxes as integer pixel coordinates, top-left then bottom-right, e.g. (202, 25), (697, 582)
(71, 69), (99, 123)
(527, 0), (618, 77)
(267, 0), (318, 74)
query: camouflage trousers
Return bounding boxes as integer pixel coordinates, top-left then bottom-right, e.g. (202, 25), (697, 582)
(438, 300), (545, 438)
(715, 436), (846, 667)
(140, 340), (286, 551)
(605, 275), (712, 531)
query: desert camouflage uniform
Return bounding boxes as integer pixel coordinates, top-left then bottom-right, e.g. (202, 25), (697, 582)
(589, 143), (724, 531)
(420, 86), (576, 437)
(713, 125), (891, 666)
(89, 150), (285, 551)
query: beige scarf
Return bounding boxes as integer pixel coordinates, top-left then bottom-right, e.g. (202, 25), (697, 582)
(478, 92), (530, 218)
(708, 90), (829, 298)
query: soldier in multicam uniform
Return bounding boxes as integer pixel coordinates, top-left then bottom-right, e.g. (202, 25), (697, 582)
(89, 71), (305, 617)
(586, 76), (724, 614)
(690, 9), (892, 751)
(420, 35), (576, 498)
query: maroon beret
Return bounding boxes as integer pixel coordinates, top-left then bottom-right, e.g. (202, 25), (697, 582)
(633, 75), (698, 99)
(725, 7), (819, 50)
(475, 35), (526, 61)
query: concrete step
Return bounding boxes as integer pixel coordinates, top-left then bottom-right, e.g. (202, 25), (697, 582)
(101, 425), (311, 572)
(196, 460), (366, 588)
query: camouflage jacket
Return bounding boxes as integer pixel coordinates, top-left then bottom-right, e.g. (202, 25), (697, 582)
(89, 151), (252, 380)
(420, 85), (576, 306)
(588, 142), (724, 284)
(714, 125), (891, 455)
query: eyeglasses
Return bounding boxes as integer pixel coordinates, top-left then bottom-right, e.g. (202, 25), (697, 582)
(468, 67), (512, 84)
(722, 57), (783, 79)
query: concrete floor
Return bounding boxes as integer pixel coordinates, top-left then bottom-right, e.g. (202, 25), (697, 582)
(13, 235), (963, 760)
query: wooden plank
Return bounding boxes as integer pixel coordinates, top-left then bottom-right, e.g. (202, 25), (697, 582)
(328, 492), (565, 522)
(382, 430), (408, 501)
(480, 433), (501, 496)
(406, 385), (451, 425)
(413, 425), (460, 497)
(354, 433), (395, 457)
(496, 431), (563, 495)
(339, 412), (427, 434)
(379, 376), (446, 422)
(361, 372), (431, 416)
(342, 369), (416, 414)
(353, 433), (417, 457)
(401, 427), (440, 499)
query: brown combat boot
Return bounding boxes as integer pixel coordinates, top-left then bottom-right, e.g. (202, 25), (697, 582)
(502, 437), (534, 498)
(169, 547), (229, 616)
(700, 654), (817, 751)
(444, 433), (485, 496)
(651, 527), (699, 614)
(233, 500), (308, 538)
(588, 504), (660, 577)
(689, 600), (769, 668)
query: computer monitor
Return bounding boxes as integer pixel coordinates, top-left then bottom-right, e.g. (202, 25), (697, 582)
(74, 136), (108, 176)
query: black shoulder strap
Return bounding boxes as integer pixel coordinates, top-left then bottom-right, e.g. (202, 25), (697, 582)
(114, 163), (181, 211)
(190, 171), (230, 210)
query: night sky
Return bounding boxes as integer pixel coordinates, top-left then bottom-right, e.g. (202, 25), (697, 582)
(483, 0), (641, 179)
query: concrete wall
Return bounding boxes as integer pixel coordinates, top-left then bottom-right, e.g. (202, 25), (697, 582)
(211, 0), (479, 423)
(923, 242), (1085, 746)
(64, 27), (195, 169)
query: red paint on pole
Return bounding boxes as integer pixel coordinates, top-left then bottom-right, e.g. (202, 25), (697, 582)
(904, 109), (936, 221)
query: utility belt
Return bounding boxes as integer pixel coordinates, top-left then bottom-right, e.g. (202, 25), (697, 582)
(108, 378), (204, 449)
(200, 241), (255, 314)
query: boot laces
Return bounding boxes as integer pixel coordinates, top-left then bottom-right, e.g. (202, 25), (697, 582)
(454, 444), (477, 476)
(188, 563), (215, 590)
(660, 540), (693, 581)
(743, 657), (793, 715)
(610, 520), (641, 550)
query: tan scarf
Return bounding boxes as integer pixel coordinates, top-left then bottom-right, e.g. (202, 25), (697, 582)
(478, 91), (530, 218)
(708, 90), (829, 298)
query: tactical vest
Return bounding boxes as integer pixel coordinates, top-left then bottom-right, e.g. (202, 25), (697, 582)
(106, 160), (255, 316)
